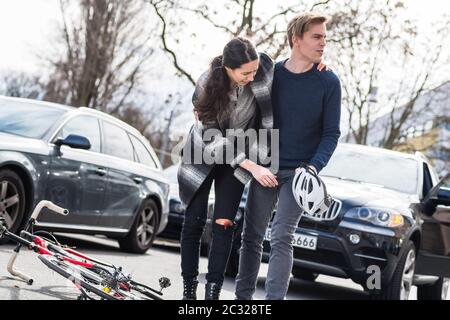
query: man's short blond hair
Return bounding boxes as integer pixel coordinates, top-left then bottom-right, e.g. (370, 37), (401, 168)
(287, 13), (328, 48)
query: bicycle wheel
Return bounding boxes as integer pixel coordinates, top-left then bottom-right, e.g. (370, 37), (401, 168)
(38, 255), (120, 300)
(38, 255), (163, 300)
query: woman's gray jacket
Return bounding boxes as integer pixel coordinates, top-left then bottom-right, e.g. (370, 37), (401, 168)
(177, 52), (274, 208)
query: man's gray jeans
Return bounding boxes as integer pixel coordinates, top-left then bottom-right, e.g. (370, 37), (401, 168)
(235, 169), (303, 300)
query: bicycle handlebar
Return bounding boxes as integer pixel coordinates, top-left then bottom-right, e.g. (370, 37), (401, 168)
(30, 200), (69, 220)
(3, 200), (68, 285)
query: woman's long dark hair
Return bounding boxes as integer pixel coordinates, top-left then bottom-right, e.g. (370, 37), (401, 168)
(195, 37), (258, 124)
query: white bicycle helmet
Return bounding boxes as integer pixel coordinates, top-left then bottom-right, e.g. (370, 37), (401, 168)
(292, 165), (335, 221)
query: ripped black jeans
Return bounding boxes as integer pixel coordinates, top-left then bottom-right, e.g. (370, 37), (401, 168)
(180, 164), (245, 285)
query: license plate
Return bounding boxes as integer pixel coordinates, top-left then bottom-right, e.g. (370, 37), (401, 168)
(265, 229), (317, 251)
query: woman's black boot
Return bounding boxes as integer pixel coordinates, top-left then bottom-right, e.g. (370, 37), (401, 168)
(205, 282), (221, 300)
(182, 279), (198, 300)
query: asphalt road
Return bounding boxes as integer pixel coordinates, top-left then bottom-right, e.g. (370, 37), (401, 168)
(0, 234), (446, 300)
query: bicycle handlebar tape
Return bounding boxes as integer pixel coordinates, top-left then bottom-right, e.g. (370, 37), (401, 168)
(30, 200), (69, 220)
(7, 251), (33, 285)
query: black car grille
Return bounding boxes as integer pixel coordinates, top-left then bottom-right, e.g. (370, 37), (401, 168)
(355, 247), (388, 270)
(294, 247), (348, 269)
(298, 199), (343, 232)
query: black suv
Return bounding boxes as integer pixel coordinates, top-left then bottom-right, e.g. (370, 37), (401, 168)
(262, 143), (450, 300)
(0, 96), (170, 253)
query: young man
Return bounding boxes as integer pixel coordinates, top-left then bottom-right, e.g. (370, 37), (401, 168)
(235, 13), (341, 300)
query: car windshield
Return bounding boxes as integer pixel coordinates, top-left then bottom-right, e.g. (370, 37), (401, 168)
(0, 101), (67, 139)
(320, 146), (419, 194)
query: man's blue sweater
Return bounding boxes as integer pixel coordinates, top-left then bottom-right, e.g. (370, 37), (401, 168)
(272, 60), (341, 172)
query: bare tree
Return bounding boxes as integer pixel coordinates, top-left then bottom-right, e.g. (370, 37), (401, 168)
(43, 0), (155, 115)
(0, 71), (45, 99)
(324, 0), (403, 145)
(381, 24), (449, 149)
(323, 0), (450, 147)
(148, 0), (332, 84)
(149, 0), (196, 85)
(392, 84), (450, 147)
(37, 0), (191, 167)
(147, 0), (450, 169)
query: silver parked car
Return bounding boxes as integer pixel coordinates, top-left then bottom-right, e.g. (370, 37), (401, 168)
(0, 96), (169, 253)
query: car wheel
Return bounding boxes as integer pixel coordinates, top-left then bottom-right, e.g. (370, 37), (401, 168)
(380, 240), (416, 300)
(0, 169), (26, 244)
(118, 199), (160, 254)
(417, 277), (449, 300)
(292, 267), (319, 282)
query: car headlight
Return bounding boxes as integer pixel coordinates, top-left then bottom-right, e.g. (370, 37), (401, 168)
(169, 198), (185, 213)
(344, 207), (404, 228)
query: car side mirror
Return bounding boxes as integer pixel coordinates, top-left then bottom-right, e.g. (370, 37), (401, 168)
(54, 134), (91, 150)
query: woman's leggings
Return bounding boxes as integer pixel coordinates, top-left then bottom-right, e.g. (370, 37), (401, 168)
(180, 164), (245, 285)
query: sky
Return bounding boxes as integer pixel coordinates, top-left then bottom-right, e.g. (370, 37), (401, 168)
(0, 0), (60, 72)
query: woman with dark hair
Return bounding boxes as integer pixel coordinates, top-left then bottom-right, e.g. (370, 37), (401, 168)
(177, 37), (277, 300)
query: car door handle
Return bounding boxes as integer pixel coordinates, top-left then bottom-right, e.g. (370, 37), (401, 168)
(133, 177), (143, 184)
(95, 168), (107, 176)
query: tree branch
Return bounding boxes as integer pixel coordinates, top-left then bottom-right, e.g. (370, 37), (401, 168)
(149, 0), (195, 85)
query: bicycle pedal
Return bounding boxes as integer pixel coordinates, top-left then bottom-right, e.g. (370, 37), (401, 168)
(159, 277), (171, 289)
